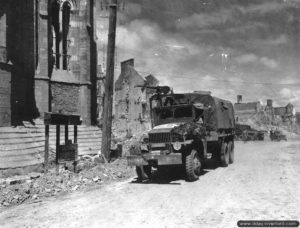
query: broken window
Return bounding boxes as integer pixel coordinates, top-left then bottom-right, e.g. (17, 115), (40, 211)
(52, 0), (72, 70)
(142, 103), (146, 119)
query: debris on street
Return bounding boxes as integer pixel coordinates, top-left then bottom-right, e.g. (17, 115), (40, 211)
(0, 158), (135, 208)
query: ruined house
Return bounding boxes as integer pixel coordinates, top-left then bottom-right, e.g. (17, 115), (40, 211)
(274, 103), (295, 122)
(0, 0), (98, 127)
(234, 95), (262, 122)
(114, 59), (159, 138)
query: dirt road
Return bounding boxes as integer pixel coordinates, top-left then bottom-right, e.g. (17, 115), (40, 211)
(1, 139), (299, 228)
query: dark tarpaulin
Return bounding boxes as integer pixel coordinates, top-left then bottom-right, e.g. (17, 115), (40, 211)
(189, 94), (235, 130)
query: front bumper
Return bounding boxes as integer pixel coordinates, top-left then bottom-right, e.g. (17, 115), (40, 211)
(127, 153), (182, 166)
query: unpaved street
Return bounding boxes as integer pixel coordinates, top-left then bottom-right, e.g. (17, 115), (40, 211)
(0, 139), (299, 228)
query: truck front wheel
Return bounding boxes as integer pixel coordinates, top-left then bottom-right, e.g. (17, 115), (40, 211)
(185, 149), (201, 182)
(136, 166), (152, 182)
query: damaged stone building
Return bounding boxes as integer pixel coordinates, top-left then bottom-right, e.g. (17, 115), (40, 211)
(234, 95), (262, 123)
(234, 94), (297, 126)
(0, 0), (98, 127)
(274, 103), (295, 122)
(114, 59), (159, 138)
(0, 0), (101, 170)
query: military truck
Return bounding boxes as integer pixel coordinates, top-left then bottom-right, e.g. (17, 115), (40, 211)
(235, 124), (251, 140)
(235, 124), (265, 141)
(127, 87), (235, 182)
(270, 129), (287, 141)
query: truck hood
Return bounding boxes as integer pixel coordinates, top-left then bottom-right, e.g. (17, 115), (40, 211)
(149, 123), (183, 133)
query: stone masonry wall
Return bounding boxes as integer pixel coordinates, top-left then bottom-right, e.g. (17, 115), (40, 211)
(51, 83), (80, 114)
(0, 0), (97, 126)
(34, 0), (49, 117)
(2, 0), (39, 125)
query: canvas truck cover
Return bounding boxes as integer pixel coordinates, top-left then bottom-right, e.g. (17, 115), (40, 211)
(188, 94), (235, 130)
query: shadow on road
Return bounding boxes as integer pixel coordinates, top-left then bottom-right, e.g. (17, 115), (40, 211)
(204, 159), (219, 170)
(130, 166), (212, 185)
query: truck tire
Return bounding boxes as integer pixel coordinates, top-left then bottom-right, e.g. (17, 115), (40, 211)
(136, 166), (151, 182)
(220, 142), (229, 167)
(228, 141), (234, 164)
(185, 149), (201, 182)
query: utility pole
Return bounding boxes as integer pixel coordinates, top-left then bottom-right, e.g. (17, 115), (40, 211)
(101, 0), (117, 161)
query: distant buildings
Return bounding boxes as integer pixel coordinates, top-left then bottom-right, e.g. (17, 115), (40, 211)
(234, 95), (296, 125)
(264, 99), (274, 117)
(274, 103), (294, 122)
(234, 95), (262, 122)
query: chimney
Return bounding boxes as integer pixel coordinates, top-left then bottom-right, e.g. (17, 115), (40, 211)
(237, 95), (242, 103)
(194, 91), (211, 95)
(267, 99), (273, 107)
(121, 58), (134, 73)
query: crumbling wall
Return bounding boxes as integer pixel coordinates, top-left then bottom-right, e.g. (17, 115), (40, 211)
(114, 76), (150, 139)
(114, 60), (154, 139)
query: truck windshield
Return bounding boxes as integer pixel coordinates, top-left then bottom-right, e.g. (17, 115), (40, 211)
(174, 106), (193, 118)
(155, 106), (193, 120)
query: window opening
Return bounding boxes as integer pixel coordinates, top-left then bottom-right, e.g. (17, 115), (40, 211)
(62, 2), (71, 70)
(142, 103), (146, 119)
(52, 1), (60, 69)
(52, 0), (72, 70)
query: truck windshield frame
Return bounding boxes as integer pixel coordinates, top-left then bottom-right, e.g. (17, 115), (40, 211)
(151, 104), (195, 126)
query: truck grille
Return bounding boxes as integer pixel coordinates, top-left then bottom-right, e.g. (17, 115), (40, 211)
(149, 133), (171, 143)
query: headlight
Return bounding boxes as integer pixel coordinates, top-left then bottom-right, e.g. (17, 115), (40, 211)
(140, 134), (149, 143)
(140, 144), (148, 151)
(173, 141), (182, 151)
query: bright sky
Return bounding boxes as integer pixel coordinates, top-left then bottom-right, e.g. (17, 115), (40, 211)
(96, 0), (300, 110)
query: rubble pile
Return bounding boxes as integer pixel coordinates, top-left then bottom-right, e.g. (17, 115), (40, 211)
(111, 132), (141, 156)
(0, 158), (135, 208)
